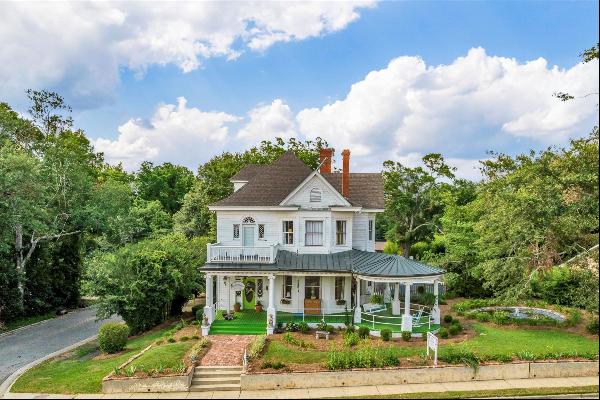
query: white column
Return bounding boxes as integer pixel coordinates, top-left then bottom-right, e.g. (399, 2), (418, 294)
(392, 282), (401, 315)
(401, 282), (413, 332)
(266, 274), (276, 335)
(353, 277), (362, 324)
(432, 280), (440, 325)
(203, 274), (214, 324)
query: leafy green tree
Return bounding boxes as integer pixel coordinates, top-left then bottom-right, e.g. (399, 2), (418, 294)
(381, 153), (455, 256)
(136, 162), (195, 214)
(86, 233), (207, 334)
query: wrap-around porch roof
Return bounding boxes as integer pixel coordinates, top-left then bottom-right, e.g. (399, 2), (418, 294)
(203, 249), (444, 279)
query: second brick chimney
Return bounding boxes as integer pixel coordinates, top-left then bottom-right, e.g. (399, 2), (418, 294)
(341, 149), (350, 198)
(319, 148), (333, 174)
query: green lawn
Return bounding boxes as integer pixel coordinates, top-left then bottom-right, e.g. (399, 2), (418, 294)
(1, 312), (56, 333)
(262, 323), (599, 367)
(11, 328), (169, 394)
(128, 342), (193, 371)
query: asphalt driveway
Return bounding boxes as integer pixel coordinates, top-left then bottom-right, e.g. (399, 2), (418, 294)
(0, 307), (121, 385)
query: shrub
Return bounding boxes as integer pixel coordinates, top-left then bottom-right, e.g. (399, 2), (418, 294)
(180, 336), (189, 341)
(285, 322), (299, 332)
(248, 335), (267, 358)
(439, 348), (480, 370)
(326, 347), (400, 370)
(381, 329), (392, 341)
(191, 335), (200, 340)
(195, 309), (203, 322)
(191, 304), (203, 317)
(439, 327), (449, 339)
(98, 323), (129, 354)
(262, 361), (285, 370)
(443, 315), (453, 324)
(475, 312), (491, 322)
(448, 324), (461, 336)
(316, 321), (329, 332)
(357, 326), (370, 339)
(298, 321), (310, 333)
(370, 294), (383, 305)
(167, 336), (176, 343)
(189, 338), (210, 363)
(564, 309), (582, 327)
(344, 331), (360, 347)
(401, 331), (411, 342)
(492, 311), (511, 325)
(586, 317), (599, 335)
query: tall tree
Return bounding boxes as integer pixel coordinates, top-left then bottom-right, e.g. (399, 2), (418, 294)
(136, 162), (195, 214)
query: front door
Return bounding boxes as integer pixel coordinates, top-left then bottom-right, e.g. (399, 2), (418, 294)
(242, 226), (254, 247)
(243, 278), (256, 309)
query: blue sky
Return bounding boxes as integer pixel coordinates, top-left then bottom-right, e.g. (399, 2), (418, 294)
(2, 1), (598, 177)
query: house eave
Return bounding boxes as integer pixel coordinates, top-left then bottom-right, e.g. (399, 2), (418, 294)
(208, 205), (300, 211)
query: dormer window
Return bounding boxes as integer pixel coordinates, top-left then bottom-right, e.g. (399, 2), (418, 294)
(309, 188), (322, 202)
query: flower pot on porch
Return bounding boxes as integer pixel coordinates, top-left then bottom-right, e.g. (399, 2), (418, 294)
(234, 302), (241, 312)
(255, 303), (263, 312)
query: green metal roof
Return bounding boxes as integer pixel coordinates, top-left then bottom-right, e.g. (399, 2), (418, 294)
(203, 250), (444, 278)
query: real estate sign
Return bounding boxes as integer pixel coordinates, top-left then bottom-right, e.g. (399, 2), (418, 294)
(427, 331), (438, 367)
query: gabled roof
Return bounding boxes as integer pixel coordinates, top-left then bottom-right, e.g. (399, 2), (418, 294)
(322, 173), (385, 209)
(203, 249), (445, 278)
(230, 164), (265, 181)
(211, 151), (312, 207)
(210, 151), (385, 209)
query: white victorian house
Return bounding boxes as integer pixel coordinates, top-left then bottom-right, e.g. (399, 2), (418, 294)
(201, 149), (444, 336)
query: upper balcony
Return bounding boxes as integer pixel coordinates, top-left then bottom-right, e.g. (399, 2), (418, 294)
(206, 243), (279, 264)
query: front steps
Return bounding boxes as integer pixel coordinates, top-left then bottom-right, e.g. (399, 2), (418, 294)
(190, 365), (242, 392)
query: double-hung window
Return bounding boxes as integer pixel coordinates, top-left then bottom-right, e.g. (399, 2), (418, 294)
(336, 220), (347, 245)
(282, 221), (294, 245)
(368, 220), (374, 241)
(282, 276), (293, 299)
(335, 277), (345, 300)
(305, 221), (323, 246)
(305, 276), (321, 300)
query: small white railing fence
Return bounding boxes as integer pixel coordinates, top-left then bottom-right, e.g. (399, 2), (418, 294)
(360, 304), (433, 330)
(206, 243), (278, 263)
(276, 307), (352, 324)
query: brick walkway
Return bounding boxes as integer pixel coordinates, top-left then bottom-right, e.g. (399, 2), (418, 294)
(200, 335), (255, 366)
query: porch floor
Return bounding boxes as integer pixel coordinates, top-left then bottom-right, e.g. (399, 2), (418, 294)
(210, 309), (266, 335)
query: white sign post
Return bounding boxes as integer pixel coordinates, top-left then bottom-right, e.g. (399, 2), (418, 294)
(427, 331), (438, 367)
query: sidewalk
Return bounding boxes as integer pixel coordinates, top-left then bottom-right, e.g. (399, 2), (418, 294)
(3, 376), (598, 399)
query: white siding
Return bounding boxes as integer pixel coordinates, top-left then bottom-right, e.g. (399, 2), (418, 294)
(283, 175), (346, 208)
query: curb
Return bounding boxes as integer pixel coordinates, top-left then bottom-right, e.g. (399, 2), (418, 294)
(0, 307), (94, 339)
(0, 335), (98, 398)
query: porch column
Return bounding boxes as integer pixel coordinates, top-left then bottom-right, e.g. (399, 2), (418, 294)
(203, 274), (214, 324)
(392, 282), (401, 315)
(401, 282), (413, 332)
(431, 280), (441, 325)
(267, 274), (276, 335)
(353, 277), (362, 324)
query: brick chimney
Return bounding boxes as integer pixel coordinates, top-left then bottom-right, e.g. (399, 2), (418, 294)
(341, 149), (350, 198)
(319, 148), (333, 174)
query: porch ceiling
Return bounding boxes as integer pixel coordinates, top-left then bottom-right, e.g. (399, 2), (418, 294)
(203, 249), (444, 279)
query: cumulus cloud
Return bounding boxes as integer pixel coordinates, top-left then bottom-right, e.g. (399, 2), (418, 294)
(0, 1), (374, 105)
(237, 99), (296, 142)
(297, 48), (599, 169)
(93, 97), (239, 170)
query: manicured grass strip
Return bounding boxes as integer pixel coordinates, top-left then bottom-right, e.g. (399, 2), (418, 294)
(1, 312), (56, 333)
(263, 341), (330, 364)
(343, 385), (599, 399)
(129, 342), (193, 371)
(11, 328), (168, 394)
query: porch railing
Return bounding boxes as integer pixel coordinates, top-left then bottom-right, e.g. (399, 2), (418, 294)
(206, 243), (278, 263)
(277, 307), (353, 325)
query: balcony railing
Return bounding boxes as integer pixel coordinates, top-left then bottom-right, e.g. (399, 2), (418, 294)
(206, 243), (278, 264)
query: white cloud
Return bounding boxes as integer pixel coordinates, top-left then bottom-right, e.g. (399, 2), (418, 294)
(297, 48), (599, 170)
(237, 99), (296, 142)
(93, 97), (239, 170)
(0, 1), (374, 105)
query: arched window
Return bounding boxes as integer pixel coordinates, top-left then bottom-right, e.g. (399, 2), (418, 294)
(309, 188), (322, 202)
(242, 216), (255, 224)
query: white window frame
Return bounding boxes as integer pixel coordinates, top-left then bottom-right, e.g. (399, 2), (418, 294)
(304, 276), (321, 300)
(336, 220), (347, 246)
(368, 219), (374, 241)
(335, 277), (345, 300)
(282, 221), (294, 245)
(282, 276), (293, 300)
(305, 220), (324, 246)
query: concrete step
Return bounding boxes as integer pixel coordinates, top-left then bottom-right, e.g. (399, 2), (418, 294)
(192, 377), (240, 385)
(189, 383), (241, 392)
(194, 365), (243, 370)
(194, 371), (242, 378)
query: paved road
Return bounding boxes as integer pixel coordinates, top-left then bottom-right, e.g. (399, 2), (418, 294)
(0, 307), (121, 384)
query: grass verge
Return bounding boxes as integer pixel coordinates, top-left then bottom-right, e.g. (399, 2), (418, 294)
(1, 312), (56, 334)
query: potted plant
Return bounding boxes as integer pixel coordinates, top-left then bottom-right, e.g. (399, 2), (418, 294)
(255, 301), (263, 312)
(336, 299), (346, 306)
(280, 298), (291, 305)
(233, 302), (241, 312)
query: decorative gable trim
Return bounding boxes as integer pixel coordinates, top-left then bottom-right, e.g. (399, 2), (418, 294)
(280, 170), (351, 207)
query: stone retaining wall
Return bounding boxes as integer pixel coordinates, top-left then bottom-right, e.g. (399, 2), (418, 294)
(241, 360), (599, 390)
(102, 366), (193, 393)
